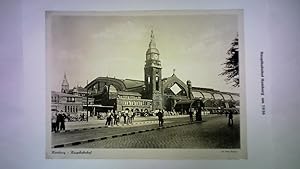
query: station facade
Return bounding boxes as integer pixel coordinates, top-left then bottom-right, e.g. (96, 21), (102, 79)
(85, 30), (240, 114)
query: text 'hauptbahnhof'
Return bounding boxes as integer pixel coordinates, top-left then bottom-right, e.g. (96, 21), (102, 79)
(51, 30), (239, 118)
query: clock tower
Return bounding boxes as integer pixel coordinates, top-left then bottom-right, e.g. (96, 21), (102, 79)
(144, 30), (163, 110)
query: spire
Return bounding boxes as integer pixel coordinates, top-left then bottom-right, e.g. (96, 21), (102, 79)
(62, 72), (69, 85)
(61, 72), (69, 93)
(149, 29), (156, 48)
(62, 73), (69, 84)
(146, 29), (160, 58)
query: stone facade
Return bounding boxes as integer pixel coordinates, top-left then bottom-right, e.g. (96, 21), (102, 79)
(51, 91), (83, 114)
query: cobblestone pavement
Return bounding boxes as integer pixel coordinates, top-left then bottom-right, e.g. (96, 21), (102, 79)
(52, 116), (193, 146)
(71, 115), (240, 149)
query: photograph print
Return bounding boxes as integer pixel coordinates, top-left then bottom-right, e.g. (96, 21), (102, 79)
(46, 10), (246, 159)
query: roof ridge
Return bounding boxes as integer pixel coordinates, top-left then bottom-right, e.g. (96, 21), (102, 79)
(123, 78), (144, 82)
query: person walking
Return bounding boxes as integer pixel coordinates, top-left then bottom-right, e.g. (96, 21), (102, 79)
(157, 109), (164, 127)
(196, 99), (204, 121)
(113, 111), (119, 126)
(56, 112), (61, 132)
(188, 108), (194, 123)
(228, 111), (234, 126)
(125, 110), (129, 125)
(128, 110), (133, 125)
(122, 111), (126, 125)
(132, 110), (136, 121)
(51, 112), (57, 132)
(60, 111), (66, 131)
(105, 111), (112, 126)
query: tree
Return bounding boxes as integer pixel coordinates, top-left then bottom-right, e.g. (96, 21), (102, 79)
(220, 34), (239, 87)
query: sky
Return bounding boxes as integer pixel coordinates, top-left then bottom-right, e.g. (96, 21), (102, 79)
(48, 12), (240, 93)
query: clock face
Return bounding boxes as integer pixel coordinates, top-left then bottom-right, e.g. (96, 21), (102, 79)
(151, 54), (158, 60)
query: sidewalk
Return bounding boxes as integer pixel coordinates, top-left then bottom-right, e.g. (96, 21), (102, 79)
(61, 115), (190, 132)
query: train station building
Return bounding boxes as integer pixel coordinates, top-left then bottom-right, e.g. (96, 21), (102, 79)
(84, 30), (240, 114)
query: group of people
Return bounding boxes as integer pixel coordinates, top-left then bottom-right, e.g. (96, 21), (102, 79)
(104, 109), (164, 127)
(105, 110), (136, 127)
(187, 107), (235, 126)
(51, 111), (67, 132)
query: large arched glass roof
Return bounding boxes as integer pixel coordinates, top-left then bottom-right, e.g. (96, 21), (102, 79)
(222, 94), (233, 100)
(202, 92), (214, 99)
(213, 93), (224, 100)
(232, 94), (240, 101)
(192, 91), (204, 98)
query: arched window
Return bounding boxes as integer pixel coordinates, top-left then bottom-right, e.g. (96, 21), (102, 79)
(155, 76), (159, 91)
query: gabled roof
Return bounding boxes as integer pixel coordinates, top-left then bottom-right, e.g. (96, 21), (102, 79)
(122, 79), (144, 89)
(70, 86), (87, 93)
(51, 91), (82, 98)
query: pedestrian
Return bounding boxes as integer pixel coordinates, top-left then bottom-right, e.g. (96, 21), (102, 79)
(51, 112), (57, 132)
(110, 112), (114, 127)
(56, 112), (61, 131)
(196, 99), (204, 121)
(157, 109), (164, 127)
(228, 111), (233, 126)
(80, 113), (84, 121)
(132, 111), (136, 121)
(125, 110), (129, 125)
(128, 110), (134, 124)
(113, 111), (119, 126)
(105, 111), (112, 126)
(188, 108), (194, 123)
(122, 111), (127, 125)
(60, 111), (66, 131)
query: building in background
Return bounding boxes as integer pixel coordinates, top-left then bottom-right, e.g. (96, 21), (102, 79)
(51, 91), (83, 121)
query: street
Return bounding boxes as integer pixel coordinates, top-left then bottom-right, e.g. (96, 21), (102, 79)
(52, 114), (240, 149)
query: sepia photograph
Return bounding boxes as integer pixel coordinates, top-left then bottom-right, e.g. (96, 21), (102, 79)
(46, 10), (246, 159)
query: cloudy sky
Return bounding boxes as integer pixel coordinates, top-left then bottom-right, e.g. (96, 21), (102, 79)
(48, 12), (240, 93)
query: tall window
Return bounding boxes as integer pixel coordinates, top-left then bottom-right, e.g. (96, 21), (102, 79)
(155, 76), (159, 91)
(147, 76), (150, 84)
